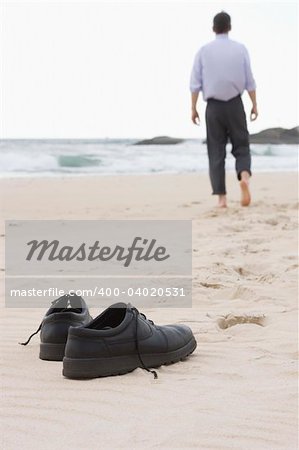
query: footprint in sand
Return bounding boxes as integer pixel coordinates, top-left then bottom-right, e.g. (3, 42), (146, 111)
(200, 282), (224, 289)
(257, 273), (277, 283)
(284, 255), (297, 261)
(217, 313), (266, 330)
(234, 266), (252, 277)
(264, 218), (279, 226)
(285, 264), (299, 272)
(282, 222), (297, 230)
(245, 238), (265, 245)
(225, 226), (244, 233)
(201, 209), (228, 218)
(182, 202), (203, 207)
(229, 285), (257, 300)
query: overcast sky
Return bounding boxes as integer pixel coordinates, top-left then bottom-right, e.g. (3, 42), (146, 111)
(1, 1), (298, 138)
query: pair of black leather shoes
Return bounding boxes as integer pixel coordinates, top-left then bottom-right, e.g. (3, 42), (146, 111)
(21, 294), (197, 379)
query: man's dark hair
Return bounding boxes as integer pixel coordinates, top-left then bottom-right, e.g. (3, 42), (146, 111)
(213, 12), (231, 34)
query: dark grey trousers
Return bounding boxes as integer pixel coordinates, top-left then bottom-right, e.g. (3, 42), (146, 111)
(205, 95), (251, 195)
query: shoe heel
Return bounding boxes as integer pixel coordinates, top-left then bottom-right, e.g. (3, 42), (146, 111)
(63, 355), (138, 379)
(40, 342), (66, 361)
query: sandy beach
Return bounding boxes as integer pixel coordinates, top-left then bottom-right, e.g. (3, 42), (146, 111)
(0, 172), (298, 450)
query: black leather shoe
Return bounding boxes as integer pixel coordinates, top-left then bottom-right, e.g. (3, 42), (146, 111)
(20, 294), (92, 361)
(63, 302), (197, 379)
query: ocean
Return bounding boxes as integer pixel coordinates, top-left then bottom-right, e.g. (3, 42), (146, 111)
(0, 139), (297, 177)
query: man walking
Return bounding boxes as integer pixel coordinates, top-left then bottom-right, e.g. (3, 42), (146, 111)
(190, 11), (257, 207)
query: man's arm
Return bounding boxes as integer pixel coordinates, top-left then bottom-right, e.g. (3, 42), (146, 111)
(190, 50), (202, 124)
(191, 92), (200, 124)
(243, 46), (258, 121)
(248, 90), (258, 121)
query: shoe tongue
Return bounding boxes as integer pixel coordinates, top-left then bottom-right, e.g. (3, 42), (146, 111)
(48, 294), (84, 314)
(49, 294), (69, 312)
(108, 302), (128, 310)
(68, 294), (84, 309)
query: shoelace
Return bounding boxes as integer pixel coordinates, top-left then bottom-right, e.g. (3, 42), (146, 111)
(132, 307), (158, 380)
(19, 295), (71, 346)
(19, 322), (42, 346)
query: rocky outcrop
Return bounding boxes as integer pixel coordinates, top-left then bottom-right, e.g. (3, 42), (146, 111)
(134, 136), (185, 145)
(250, 127), (299, 144)
(134, 128), (299, 146)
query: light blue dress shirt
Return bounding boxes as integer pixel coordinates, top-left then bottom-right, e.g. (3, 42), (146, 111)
(190, 34), (256, 101)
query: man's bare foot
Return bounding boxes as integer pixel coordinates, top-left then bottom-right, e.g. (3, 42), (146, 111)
(218, 195), (227, 208)
(240, 179), (251, 206)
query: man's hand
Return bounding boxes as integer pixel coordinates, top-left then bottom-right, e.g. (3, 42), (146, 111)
(192, 109), (200, 125)
(250, 104), (258, 121)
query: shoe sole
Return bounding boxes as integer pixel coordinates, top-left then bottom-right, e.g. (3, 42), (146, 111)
(40, 342), (66, 361)
(62, 337), (197, 379)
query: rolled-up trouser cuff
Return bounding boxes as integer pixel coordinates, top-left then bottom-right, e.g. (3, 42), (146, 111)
(237, 169), (252, 181)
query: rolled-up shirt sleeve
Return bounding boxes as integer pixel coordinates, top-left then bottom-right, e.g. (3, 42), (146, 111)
(190, 50), (202, 93)
(243, 46), (256, 91)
